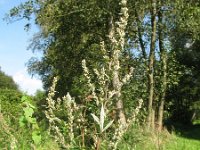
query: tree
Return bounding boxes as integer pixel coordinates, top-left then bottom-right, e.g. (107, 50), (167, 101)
(7, 0), (122, 96)
(165, 0), (200, 124)
(0, 68), (18, 90)
(0, 68), (22, 124)
(167, 33), (200, 124)
(8, 0), (200, 131)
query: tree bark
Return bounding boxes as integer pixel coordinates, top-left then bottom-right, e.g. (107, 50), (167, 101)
(116, 98), (127, 127)
(147, 0), (157, 129)
(151, 108), (155, 131)
(135, 10), (147, 60)
(157, 2), (167, 132)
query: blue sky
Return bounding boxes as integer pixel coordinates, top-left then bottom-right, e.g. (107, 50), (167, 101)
(0, 0), (43, 95)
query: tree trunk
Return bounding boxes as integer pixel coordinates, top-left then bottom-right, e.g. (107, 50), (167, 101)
(157, 2), (167, 132)
(158, 100), (165, 131)
(135, 10), (147, 60)
(191, 111), (196, 123)
(147, 0), (157, 129)
(151, 108), (155, 131)
(116, 98), (127, 127)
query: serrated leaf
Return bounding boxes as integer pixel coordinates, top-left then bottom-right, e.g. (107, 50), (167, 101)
(91, 113), (100, 125)
(102, 120), (114, 132)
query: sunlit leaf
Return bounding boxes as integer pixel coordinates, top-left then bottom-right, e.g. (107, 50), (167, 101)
(91, 113), (100, 125)
(100, 104), (105, 132)
(32, 131), (41, 145)
(24, 107), (34, 118)
(102, 120), (114, 132)
(19, 116), (26, 127)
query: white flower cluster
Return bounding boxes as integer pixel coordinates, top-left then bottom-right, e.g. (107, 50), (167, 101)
(44, 0), (144, 149)
(45, 77), (79, 149)
(127, 99), (143, 124)
(44, 77), (66, 147)
(62, 93), (78, 143)
(109, 121), (125, 150)
(45, 77), (61, 124)
(82, 59), (99, 104)
(108, 0), (132, 101)
(110, 99), (143, 149)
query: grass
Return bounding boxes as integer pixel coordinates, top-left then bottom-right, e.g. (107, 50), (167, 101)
(165, 123), (200, 150)
(1, 111), (200, 150)
(165, 135), (200, 150)
(121, 121), (200, 150)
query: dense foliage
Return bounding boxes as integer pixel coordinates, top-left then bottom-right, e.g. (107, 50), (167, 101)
(1, 0), (200, 149)
(0, 69), (18, 90)
(0, 69), (21, 122)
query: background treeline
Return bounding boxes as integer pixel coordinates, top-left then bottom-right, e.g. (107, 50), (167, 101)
(1, 0), (200, 149)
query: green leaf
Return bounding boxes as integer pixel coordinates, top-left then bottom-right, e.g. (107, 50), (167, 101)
(100, 104), (105, 132)
(91, 113), (100, 125)
(19, 116), (26, 127)
(32, 130), (41, 145)
(24, 107), (34, 118)
(27, 116), (36, 124)
(21, 95), (28, 102)
(32, 123), (39, 129)
(102, 120), (114, 132)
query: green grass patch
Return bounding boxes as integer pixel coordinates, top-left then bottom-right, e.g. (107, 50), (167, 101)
(164, 123), (200, 150)
(120, 123), (200, 150)
(165, 135), (200, 150)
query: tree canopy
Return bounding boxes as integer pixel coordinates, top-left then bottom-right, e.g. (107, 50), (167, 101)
(0, 68), (18, 90)
(1, 0), (200, 149)
(6, 0), (200, 130)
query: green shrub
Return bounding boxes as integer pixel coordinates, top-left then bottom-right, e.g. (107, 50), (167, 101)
(0, 70), (18, 90)
(0, 89), (22, 123)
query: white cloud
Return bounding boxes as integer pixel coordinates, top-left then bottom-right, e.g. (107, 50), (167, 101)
(13, 69), (43, 95)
